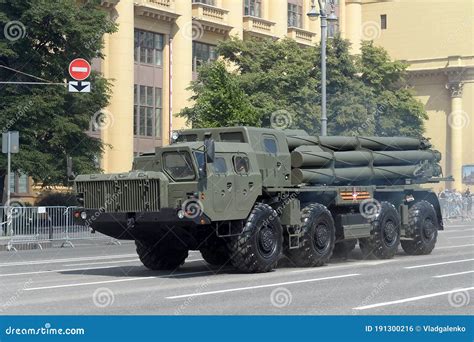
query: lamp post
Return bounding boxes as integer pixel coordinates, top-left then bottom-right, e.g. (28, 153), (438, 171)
(307, 0), (338, 136)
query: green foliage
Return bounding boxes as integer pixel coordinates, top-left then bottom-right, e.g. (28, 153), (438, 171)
(0, 0), (116, 188)
(179, 36), (427, 138)
(180, 61), (258, 128)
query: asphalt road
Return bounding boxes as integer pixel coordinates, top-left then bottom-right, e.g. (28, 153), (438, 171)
(0, 220), (473, 315)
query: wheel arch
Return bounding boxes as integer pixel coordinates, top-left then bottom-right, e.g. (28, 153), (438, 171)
(412, 191), (443, 230)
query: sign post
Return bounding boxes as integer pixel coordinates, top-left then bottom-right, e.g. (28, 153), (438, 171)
(2, 131), (19, 236)
(68, 58), (91, 93)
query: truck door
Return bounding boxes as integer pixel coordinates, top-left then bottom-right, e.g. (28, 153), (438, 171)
(233, 154), (260, 214)
(209, 155), (234, 214)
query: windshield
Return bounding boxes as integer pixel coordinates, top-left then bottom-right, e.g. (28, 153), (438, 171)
(163, 151), (196, 181)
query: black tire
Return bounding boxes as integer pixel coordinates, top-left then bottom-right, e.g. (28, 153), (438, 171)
(359, 202), (400, 259)
(332, 239), (357, 259)
(227, 203), (282, 273)
(401, 200), (438, 255)
(200, 242), (229, 266)
(286, 204), (335, 267)
(135, 239), (188, 271)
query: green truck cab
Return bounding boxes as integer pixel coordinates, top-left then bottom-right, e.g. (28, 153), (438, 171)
(74, 127), (444, 273)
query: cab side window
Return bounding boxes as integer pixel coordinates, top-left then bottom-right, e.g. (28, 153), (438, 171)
(263, 137), (278, 155)
(213, 157), (227, 174)
(233, 156), (250, 174)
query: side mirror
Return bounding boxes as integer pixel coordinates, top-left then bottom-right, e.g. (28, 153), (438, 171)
(204, 138), (215, 163)
(67, 156), (76, 180)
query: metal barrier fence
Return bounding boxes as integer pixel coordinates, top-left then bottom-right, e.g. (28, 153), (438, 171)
(0, 206), (119, 251)
(439, 197), (473, 222)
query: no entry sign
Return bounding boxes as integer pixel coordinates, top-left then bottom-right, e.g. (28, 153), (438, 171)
(69, 58), (91, 81)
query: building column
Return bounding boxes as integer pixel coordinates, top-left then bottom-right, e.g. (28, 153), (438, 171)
(447, 82), (464, 190)
(170, 2), (193, 132)
(338, 0), (346, 38)
(222, 0), (243, 38)
(269, 0), (288, 38)
(102, 0), (134, 173)
(345, 0), (362, 54)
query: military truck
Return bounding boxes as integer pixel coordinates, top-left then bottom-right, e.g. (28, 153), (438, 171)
(73, 127), (446, 273)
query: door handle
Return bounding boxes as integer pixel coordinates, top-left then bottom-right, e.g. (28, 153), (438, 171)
(227, 182), (232, 190)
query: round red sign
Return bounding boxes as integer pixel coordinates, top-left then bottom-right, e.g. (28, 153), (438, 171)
(68, 58), (91, 81)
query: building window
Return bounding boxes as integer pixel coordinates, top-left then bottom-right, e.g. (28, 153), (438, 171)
(134, 29), (164, 66)
(192, 41), (217, 72)
(134, 85), (162, 138)
(381, 14), (387, 30)
(244, 0), (262, 17)
(192, 0), (216, 5)
(8, 172), (29, 194)
(288, 3), (302, 28)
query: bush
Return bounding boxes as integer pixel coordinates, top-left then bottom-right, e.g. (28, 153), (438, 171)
(35, 192), (79, 207)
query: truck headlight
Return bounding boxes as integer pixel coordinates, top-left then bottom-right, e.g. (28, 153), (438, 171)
(80, 211), (88, 220)
(177, 210), (185, 219)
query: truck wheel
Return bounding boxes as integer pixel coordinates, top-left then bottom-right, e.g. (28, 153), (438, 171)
(401, 200), (438, 255)
(200, 244), (229, 266)
(286, 204), (335, 267)
(359, 202), (400, 259)
(136, 240), (188, 271)
(332, 239), (357, 259)
(227, 203), (282, 273)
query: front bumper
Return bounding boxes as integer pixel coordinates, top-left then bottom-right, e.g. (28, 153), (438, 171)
(73, 208), (211, 240)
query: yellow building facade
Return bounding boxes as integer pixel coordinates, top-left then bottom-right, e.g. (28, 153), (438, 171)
(96, 0), (473, 191)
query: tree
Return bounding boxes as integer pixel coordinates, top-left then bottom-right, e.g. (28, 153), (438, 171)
(358, 41), (427, 137)
(179, 36), (427, 138)
(0, 0), (116, 199)
(180, 61), (258, 128)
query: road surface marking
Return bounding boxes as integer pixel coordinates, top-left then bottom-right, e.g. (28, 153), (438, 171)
(0, 259), (204, 277)
(166, 273), (360, 299)
(24, 270), (216, 291)
(405, 258), (474, 269)
(291, 260), (392, 273)
(353, 287), (474, 310)
(448, 235), (474, 239)
(0, 265), (121, 277)
(64, 259), (139, 266)
(437, 244), (474, 249)
(433, 270), (474, 278)
(0, 254), (137, 267)
(64, 258), (203, 267)
(440, 229), (474, 234)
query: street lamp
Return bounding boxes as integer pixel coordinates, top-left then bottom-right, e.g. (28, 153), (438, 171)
(307, 0), (338, 136)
